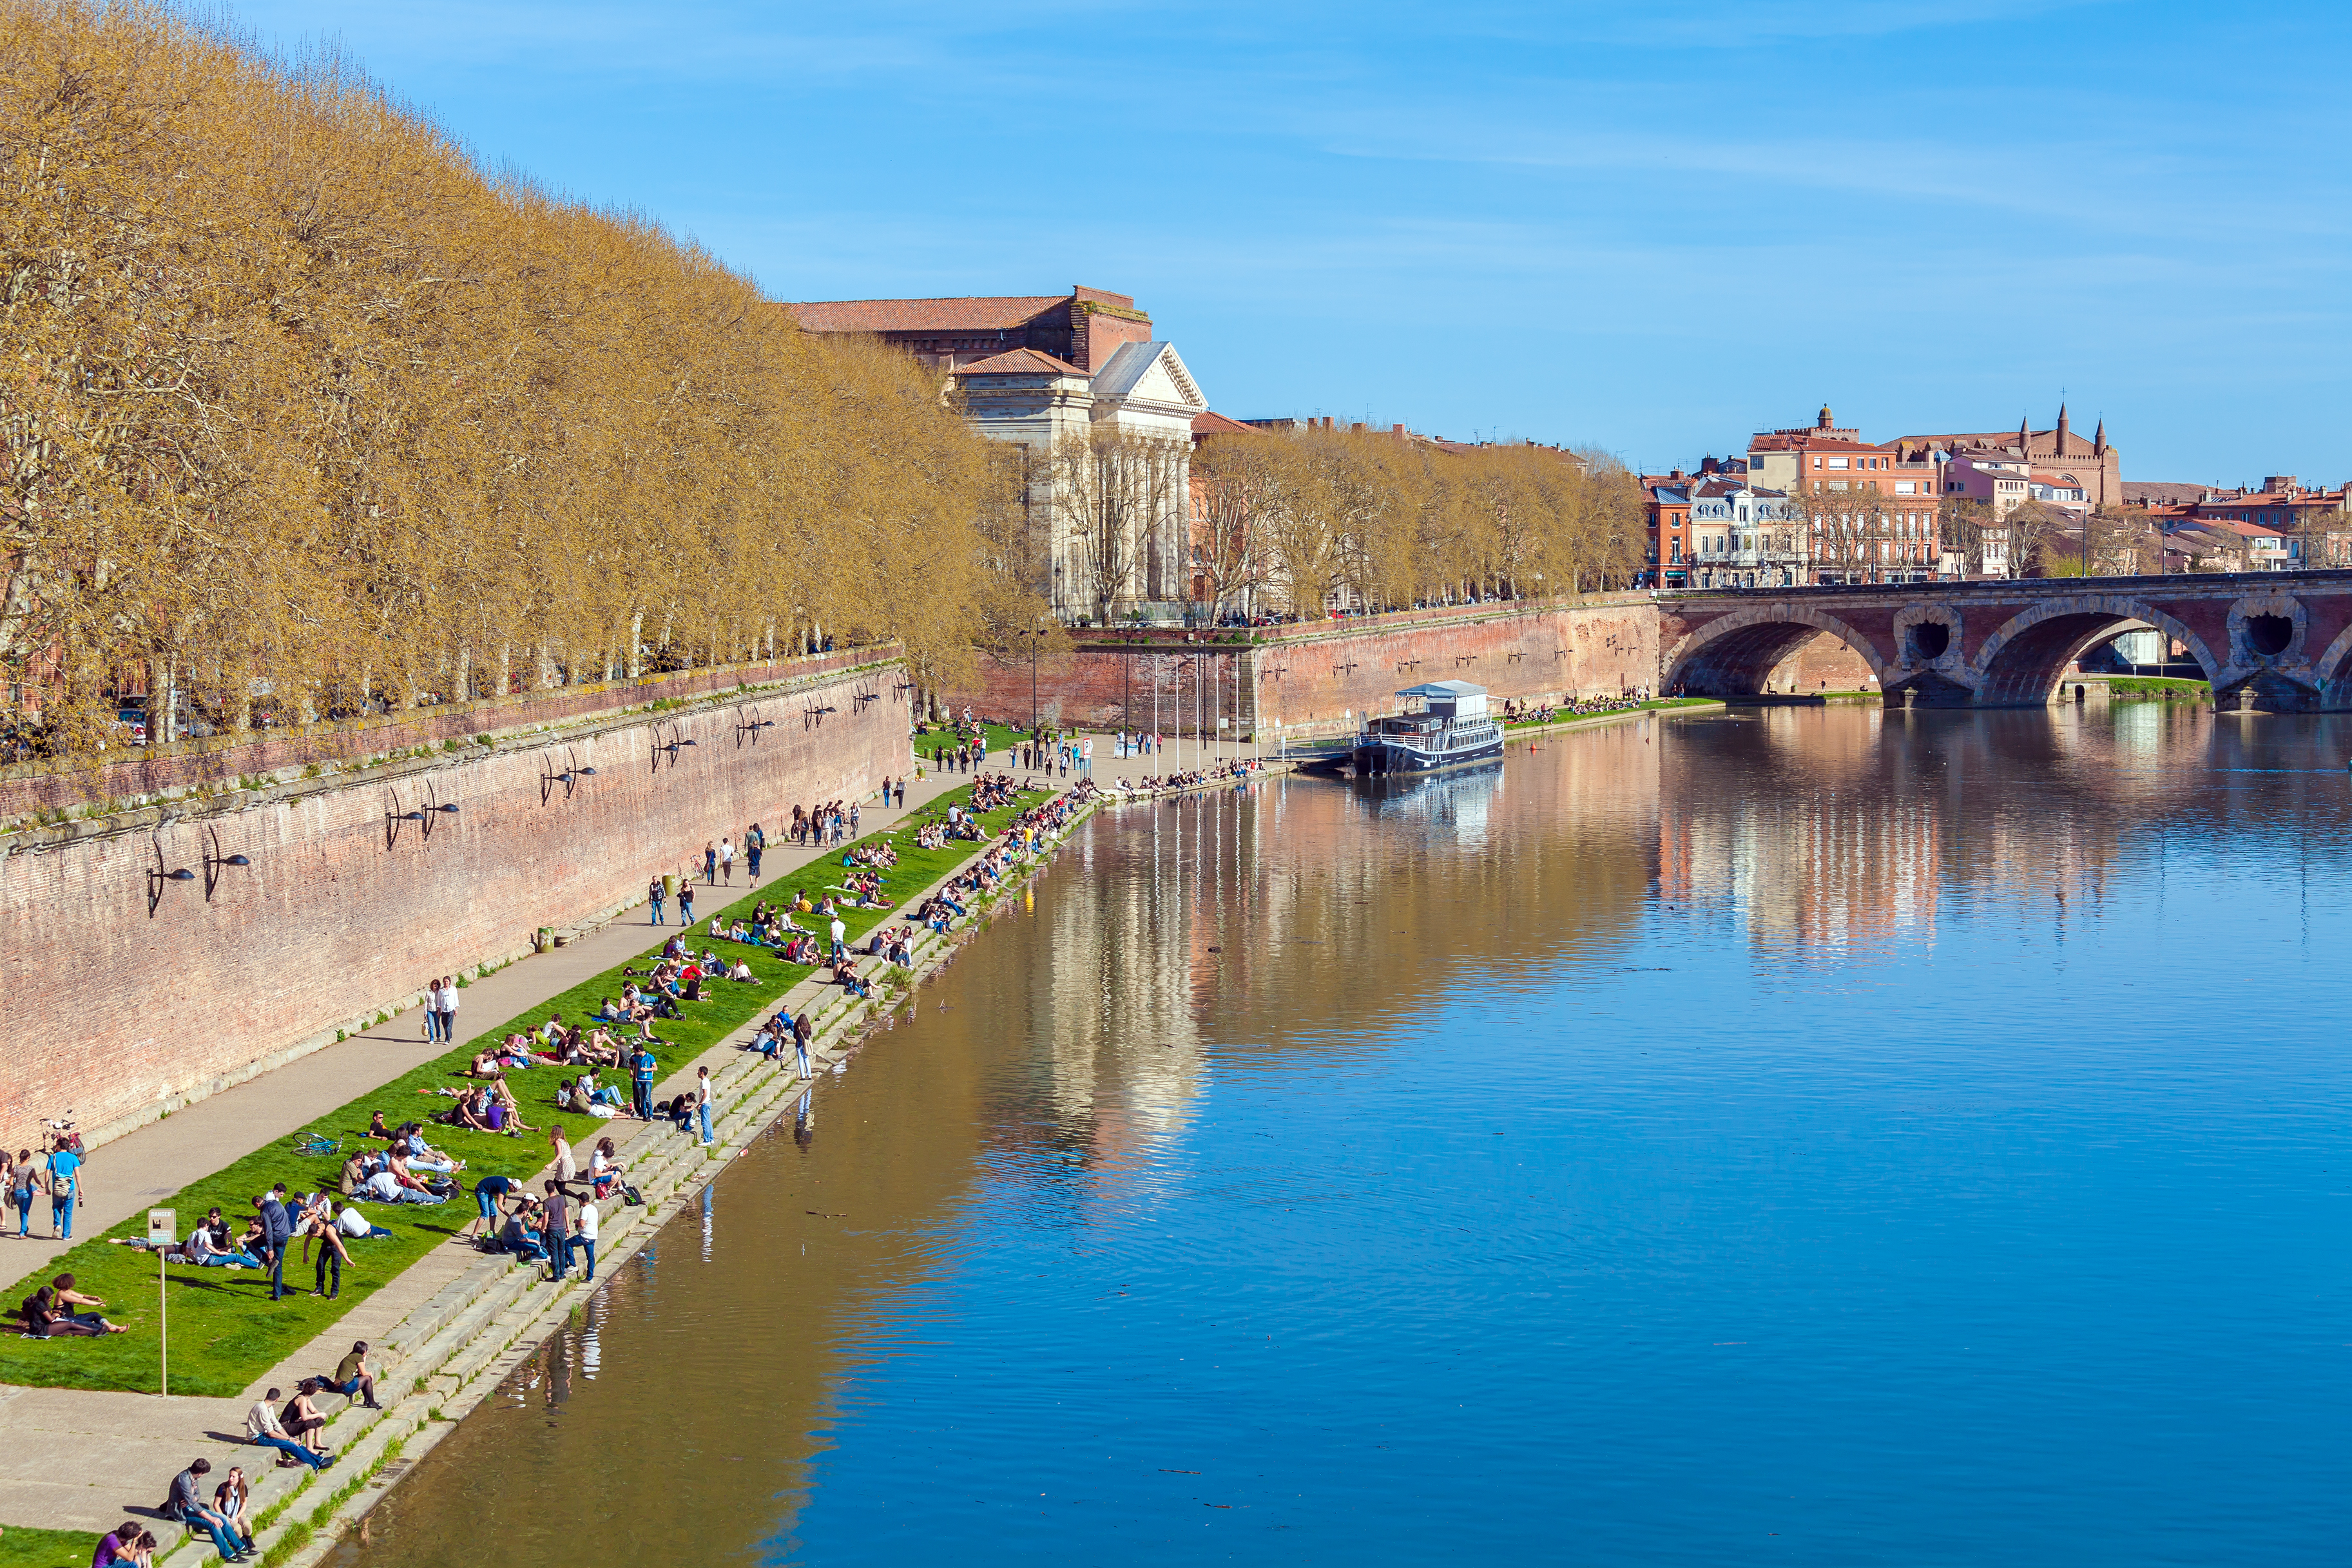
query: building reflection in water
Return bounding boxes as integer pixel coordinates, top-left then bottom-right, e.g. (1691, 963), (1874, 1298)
(320, 702), (2352, 1568)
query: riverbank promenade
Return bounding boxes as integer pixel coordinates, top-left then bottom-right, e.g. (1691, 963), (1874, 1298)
(0, 752), (1082, 1538)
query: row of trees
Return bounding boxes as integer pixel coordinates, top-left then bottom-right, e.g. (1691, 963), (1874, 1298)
(1, 1), (1011, 754)
(1184, 426), (1643, 622)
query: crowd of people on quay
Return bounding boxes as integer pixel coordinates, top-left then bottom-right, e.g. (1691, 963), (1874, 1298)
(18, 750), (1124, 1564)
(1499, 691), (1655, 724)
(1113, 758), (1268, 796)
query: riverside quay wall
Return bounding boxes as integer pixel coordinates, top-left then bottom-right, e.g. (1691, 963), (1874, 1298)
(0, 649), (912, 1155)
(940, 597), (1670, 741)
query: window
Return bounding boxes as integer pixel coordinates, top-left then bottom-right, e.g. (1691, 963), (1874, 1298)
(1894, 481), (1916, 494)
(1827, 457), (1849, 470)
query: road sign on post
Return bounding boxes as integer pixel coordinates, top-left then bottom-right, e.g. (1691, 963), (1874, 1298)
(149, 1209), (174, 1397)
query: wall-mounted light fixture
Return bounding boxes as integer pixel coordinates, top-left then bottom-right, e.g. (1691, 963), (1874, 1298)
(146, 831), (197, 917)
(541, 748), (599, 804)
(201, 825), (251, 902)
(734, 706), (776, 747)
(652, 722), (699, 769)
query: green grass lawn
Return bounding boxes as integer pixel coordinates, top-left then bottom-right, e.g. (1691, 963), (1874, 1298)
(911, 720), (1036, 765)
(0, 1527), (100, 1568)
(2105, 676), (2211, 699)
(0, 784), (1044, 1397)
(1503, 698), (1717, 730)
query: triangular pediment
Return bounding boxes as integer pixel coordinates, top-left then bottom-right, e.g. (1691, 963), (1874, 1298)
(1093, 341), (1207, 412)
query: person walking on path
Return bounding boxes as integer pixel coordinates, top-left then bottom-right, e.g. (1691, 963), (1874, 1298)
(746, 823), (764, 885)
(793, 1011), (815, 1081)
(46, 1134), (81, 1240)
(679, 882), (697, 927)
(631, 1042), (658, 1122)
(703, 839), (718, 884)
(436, 977), (459, 1047)
(695, 1065), (714, 1145)
(8, 1148), (33, 1238)
(419, 978), (442, 1044)
(648, 876), (666, 926)
(827, 913), (847, 962)
(719, 836), (735, 886)
(573, 1194), (599, 1281)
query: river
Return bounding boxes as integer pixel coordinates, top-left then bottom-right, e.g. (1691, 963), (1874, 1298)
(334, 704), (2351, 1565)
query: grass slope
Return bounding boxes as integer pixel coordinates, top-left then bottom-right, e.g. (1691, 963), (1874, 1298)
(0, 785), (1036, 1397)
(0, 1528), (100, 1568)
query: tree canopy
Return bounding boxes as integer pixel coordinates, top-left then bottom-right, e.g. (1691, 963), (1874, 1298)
(0, 1), (1008, 753)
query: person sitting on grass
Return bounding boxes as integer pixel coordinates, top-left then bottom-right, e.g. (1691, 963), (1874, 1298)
(19, 1282), (126, 1335)
(727, 956), (756, 981)
(365, 1111), (394, 1141)
(396, 1125), (463, 1173)
(246, 1388), (331, 1470)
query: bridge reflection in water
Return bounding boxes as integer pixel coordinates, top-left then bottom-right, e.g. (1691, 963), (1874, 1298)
(1659, 569), (2352, 710)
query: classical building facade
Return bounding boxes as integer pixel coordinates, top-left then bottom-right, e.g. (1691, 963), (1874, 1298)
(787, 287), (1208, 622)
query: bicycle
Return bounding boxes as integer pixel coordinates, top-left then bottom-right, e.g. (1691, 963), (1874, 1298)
(293, 1133), (342, 1159)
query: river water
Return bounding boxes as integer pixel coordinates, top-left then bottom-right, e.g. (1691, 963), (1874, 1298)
(338, 705), (2350, 1565)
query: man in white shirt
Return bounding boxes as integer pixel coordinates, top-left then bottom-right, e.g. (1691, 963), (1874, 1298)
(573, 1198), (599, 1281)
(827, 914), (847, 961)
(436, 978), (459, 1045)
(247, 1388), (331, 1471)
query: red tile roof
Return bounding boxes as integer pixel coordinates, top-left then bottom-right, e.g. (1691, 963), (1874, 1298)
(784, 296), (1067, 333)
(951, 348), (1086, 376)
(1191, 410), (1259, 437)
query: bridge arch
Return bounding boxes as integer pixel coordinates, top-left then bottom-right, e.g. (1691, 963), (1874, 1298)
(1972, 596), (2221, 707)
(1663, 604), (1889, 697)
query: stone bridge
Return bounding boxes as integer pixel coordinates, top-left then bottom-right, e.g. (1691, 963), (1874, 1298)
(1657, 571), (2352, 709)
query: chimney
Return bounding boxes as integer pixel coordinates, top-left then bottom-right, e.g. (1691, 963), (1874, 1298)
(1351, 422), (1365, 434)
(1393, 423), (1406, 437)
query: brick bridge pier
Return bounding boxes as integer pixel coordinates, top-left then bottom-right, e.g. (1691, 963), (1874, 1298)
(1658, 571), (2352, 710)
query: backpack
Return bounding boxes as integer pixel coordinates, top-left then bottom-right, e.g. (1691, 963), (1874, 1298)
(621, 1183), (644, 1207)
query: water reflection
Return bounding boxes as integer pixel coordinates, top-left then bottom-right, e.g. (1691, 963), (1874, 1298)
(330, 705), (2351, 1568)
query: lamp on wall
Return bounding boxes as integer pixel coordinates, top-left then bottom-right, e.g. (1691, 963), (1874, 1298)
(200, 825), (249, 901)
(146, 832), (197, 918)
(734, 706), (776, 747)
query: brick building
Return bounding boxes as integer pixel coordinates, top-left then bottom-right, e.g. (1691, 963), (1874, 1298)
(784, 285), (1157, 374)
(1895, 405), (2119, 508)
(1746, 408), (1945, 584)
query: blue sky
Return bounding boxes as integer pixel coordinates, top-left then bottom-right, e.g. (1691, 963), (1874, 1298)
(229, 1), (2348, 483)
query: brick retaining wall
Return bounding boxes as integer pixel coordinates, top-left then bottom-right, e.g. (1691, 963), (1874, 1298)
(0, 664), (912, 1154)
(938, 597), (1662, 738)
